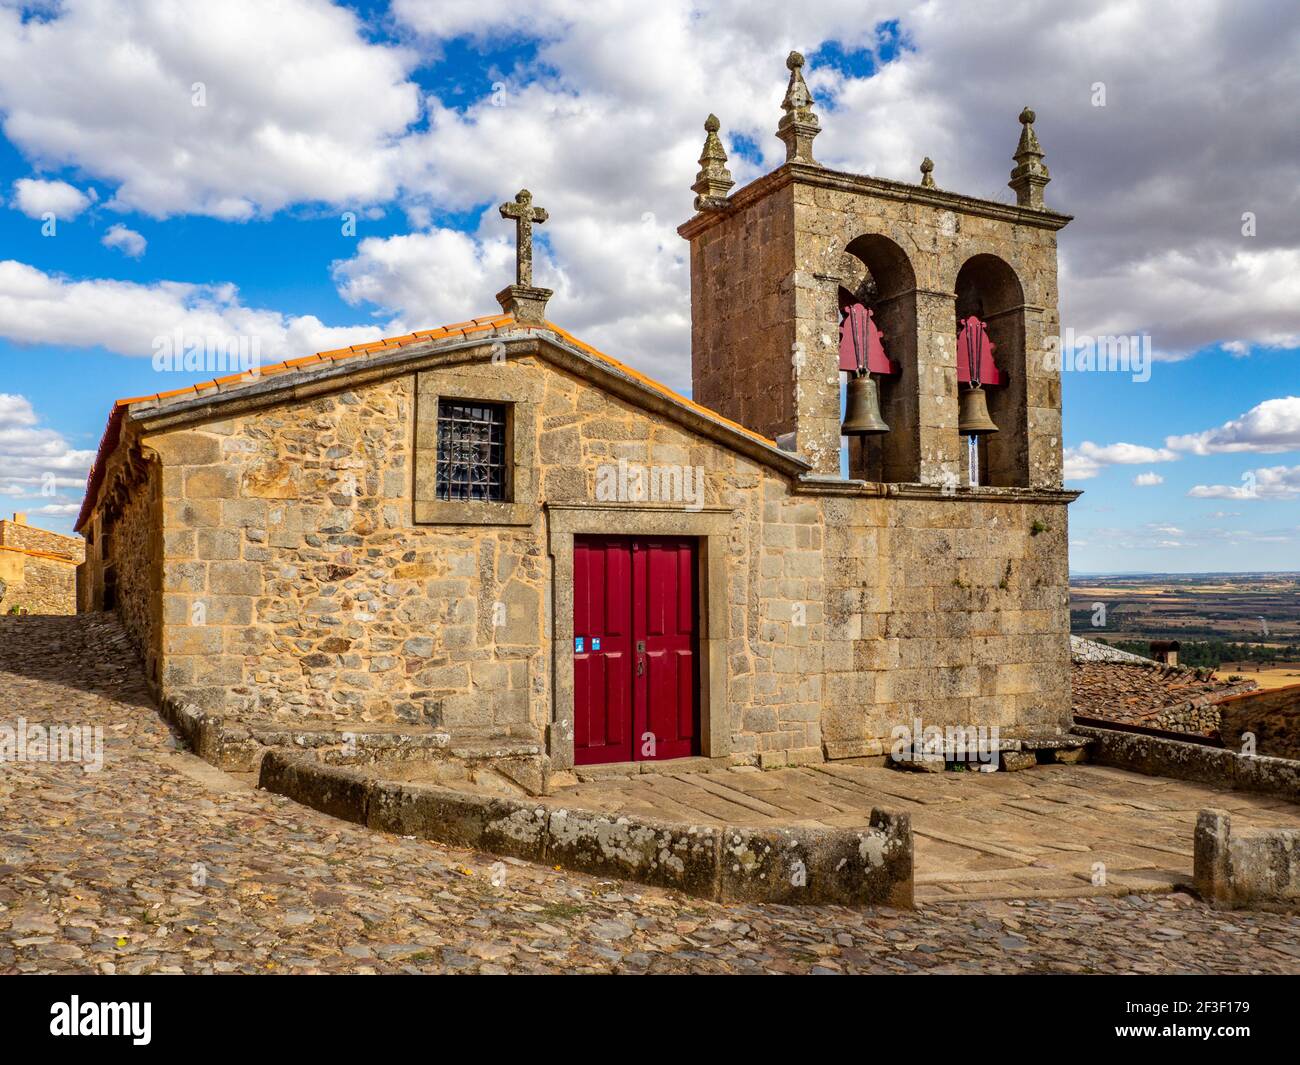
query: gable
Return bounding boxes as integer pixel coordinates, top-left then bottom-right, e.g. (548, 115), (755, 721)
(77, 316), (808, 530)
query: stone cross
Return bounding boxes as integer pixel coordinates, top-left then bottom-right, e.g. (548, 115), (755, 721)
(500, 189), (548, 288)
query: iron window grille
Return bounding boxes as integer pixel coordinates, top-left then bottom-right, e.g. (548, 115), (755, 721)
(435, 400), (508, 502)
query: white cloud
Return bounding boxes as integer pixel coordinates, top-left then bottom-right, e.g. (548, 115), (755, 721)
(395, 1), (1300, 373)
(1063, 440), (1179, 480)
(0, 260), (388, 361)
(330, 211), (692, 387)
(382, 1), (1300, 381)
(11, 178), (93, 220)
(27, 502), (82, 516)
(333, 227), (519, 328)
(101, 223), (147, 258)
(391, 0), (577, 39)
(1187, 465), (1300, 500)
(0, 0), (1297, 387)
(0, 393), (95, 497)
(0, 0), (420, 219)
(1133, 471), (1164, 487)
(1076, 521), (1297, 555)
(1166, 397), (1300, 455)
(1062, 249), (1300, 361)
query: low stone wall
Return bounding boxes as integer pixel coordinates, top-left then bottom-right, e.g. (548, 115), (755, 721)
(1194, 809), (1300, 911)
(258, 750), (914, 907)
(1142, 700), (1229, 735)
(1218, 685), (1300, 761)
(1073, 724), (1300, 802)
(1069, 635), (1153, 664)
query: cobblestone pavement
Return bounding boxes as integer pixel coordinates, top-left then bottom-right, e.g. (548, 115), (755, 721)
(2, 615), (1298, 975)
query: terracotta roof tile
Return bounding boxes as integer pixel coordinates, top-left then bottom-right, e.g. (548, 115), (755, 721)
(283, 354), (323, 369)
(1071, 659), (1257, 734)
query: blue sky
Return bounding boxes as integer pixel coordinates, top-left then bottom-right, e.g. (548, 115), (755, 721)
(0, 1), (1296, 572)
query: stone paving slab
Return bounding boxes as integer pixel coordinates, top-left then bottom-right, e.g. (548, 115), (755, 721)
(548, 757), (1300, 902)
(2, 614), (1299, 974)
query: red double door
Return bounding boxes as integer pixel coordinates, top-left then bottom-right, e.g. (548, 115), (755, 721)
(573, 536), (699, 765)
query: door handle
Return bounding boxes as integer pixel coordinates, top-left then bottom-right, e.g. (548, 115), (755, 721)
(637, 657), (645, 676)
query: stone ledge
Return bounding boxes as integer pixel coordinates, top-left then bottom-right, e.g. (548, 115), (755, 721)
(1073, 723), (1300, 803)
(160, 697), (452, 773)
(676, 161), (1073, 241)
(791, 478), (1081, 505)
(1195, 809), (1300, 912)
(258, 751), (914, 908)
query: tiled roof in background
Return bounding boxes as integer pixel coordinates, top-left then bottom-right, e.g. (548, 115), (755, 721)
(1071, 659), (1256, 730)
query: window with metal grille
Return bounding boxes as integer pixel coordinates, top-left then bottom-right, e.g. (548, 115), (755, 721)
(435, 400), (508, 501)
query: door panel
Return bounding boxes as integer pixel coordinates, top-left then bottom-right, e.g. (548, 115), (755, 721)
(633, 538), (697, 761)
(573, 537), (634, 765)
(573, 535), (698, 765)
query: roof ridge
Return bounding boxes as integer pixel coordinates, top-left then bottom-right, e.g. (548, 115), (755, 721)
(113, 313), (515, 409)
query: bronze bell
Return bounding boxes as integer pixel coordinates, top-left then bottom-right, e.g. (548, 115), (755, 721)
(958, 385), (998, 436)
(842, 373), (890, 435)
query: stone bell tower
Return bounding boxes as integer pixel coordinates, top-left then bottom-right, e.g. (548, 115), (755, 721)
(680, 53), (1071, 489)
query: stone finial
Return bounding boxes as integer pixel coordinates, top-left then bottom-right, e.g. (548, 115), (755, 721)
(692, 114), (734, 210)
(1008, 106), (1050, 208)
(919, 157), (935, 189)
(776, 51), (821, 165)
(496, 188), (553, 323)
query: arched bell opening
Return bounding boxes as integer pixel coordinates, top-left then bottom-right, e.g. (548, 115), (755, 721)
(838, 234), (918, 483)
(954, 254), (1028, 487)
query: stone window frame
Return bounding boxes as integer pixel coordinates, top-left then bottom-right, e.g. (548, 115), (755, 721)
(545, 502), (732, 769)
(414, 372), (538, 526)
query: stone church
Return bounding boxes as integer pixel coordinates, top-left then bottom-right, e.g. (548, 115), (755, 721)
(76, 53), (1077, 776)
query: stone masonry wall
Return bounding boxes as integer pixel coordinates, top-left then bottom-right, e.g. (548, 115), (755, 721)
(108, 459), (163, 685)
(149, 357), (787, 751)
(0, 518), (86, 562)
(0, 550), (78, 615)
(689, 183), (798, 445)
(819, 493), (1071, 759)
(1219, 686), (1300, 761)
(141, 348), (1072, 765)
(0, 517), (83, 616)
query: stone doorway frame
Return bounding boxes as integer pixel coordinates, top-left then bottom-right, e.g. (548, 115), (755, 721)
(546, 502), (732, 769)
